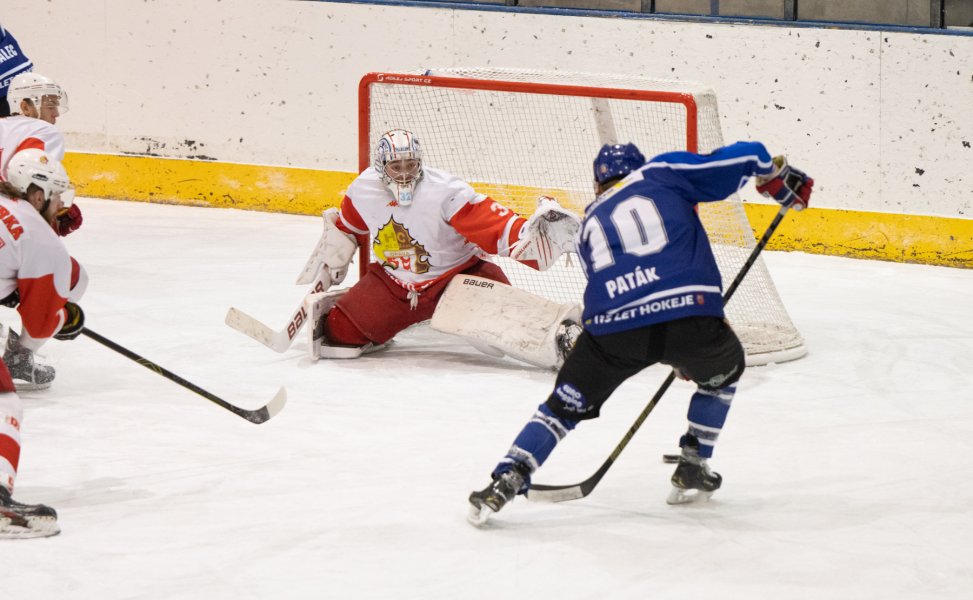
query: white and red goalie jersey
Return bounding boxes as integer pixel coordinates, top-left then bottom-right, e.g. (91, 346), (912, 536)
(336, 166), (538, 288)
(0, 192), (73, 350)
(0, 116), (65, 181)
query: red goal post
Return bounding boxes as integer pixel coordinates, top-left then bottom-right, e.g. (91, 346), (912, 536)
(357, 68), (806, 365)
(359, 72), (700, 167)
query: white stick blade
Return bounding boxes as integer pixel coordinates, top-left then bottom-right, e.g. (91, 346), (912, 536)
(265, 386), (287, 419)
(526, 485), (585, 503)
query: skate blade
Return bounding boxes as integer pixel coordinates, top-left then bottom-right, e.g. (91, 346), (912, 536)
(0, 515), (61, 539)
(467, 501), (493, 527)
(666, 486), (714, 505)
(13, 381), (52, 392)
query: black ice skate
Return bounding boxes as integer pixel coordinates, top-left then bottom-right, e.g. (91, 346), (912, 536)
(3, 329), (56, 391)
(468, 468), (526, 526)
(0, 487), (60, 539)
(667, 444), (722, 505)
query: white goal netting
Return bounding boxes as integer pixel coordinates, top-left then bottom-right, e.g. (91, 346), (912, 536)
(359, 68), (806, 365)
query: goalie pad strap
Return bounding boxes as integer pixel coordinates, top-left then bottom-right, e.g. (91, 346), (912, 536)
(430, 275), (581, 370)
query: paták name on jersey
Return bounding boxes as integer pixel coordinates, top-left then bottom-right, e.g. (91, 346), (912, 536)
(604, 265), (660, 299)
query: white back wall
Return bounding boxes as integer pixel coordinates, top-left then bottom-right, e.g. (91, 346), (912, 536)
(5, 0), (973, 217)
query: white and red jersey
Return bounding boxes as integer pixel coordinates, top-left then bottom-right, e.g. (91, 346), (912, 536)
(0, 193), (72, 350)
(337, 166), (534, 289)
(0, 116), (65, 180)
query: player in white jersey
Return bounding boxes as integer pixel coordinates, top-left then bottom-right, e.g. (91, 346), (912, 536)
(1, 72), (82, 237)
(0, 72), (84, 389)
(0, 110), (65, 176)
(306, 129), (580, 359)
(0, 149), (87, 538)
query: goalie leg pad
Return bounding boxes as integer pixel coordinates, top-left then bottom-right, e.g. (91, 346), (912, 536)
(430, 275), (582, 370)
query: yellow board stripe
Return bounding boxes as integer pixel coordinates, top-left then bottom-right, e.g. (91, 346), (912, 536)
(62, 152), (973, 268)
(63, 152), (356, 215)
(743, 204), (973, 268)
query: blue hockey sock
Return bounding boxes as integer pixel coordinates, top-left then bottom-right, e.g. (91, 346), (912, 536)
(493, 404), (578, 490)
(683, 384), (736, 459)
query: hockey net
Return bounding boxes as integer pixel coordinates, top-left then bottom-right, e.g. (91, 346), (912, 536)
(358, 68), (806, 365)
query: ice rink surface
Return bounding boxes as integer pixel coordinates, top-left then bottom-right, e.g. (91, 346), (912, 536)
(4, 198), (972, 599)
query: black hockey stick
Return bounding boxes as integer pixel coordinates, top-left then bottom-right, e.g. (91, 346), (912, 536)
(81, 328), (287, 424)
(528, 204), (792, 503)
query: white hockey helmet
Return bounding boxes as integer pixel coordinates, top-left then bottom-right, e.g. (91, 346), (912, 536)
(6, 148), (74, 207)
(373, 129), (423, 206)
(7, 72), (70, 122)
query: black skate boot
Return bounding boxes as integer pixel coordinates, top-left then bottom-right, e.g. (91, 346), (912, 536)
(0, 486), (60, 539)
(3, 329), (56, 391)
(667, 441), (722, 505)
(468, 467), (528, 526)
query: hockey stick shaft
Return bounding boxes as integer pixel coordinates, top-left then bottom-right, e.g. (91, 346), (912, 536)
(81, 328), (286, 424)
(528, 204), (791, 502)
(225, 271), (331, 352)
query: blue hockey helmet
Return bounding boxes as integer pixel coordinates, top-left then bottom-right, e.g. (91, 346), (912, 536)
(593, 143), (646, 185)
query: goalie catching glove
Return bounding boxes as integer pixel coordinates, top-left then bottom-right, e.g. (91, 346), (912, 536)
(755, 155), (813, 211)
(510, 196), (581, 271)
(296, 208), (358, 285)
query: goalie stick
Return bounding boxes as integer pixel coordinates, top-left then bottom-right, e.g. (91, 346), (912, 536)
(81, 328), (286, 424)
(225, 270), (332, 353)
(528, 204), (793, 503)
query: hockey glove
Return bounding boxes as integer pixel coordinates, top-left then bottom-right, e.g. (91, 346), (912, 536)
(755, 156), (813, 211)
(320, 209), (358, 284)
(54, 302), (85, 341)
(54, 204), (84, 236)
(511, 196), (581, 271)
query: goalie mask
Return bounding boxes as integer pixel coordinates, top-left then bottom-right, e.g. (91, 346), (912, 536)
(374, 129), (423, 206)
(593, 143), (646, 186)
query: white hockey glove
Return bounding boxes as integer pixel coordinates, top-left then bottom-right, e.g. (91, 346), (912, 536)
(296, 208), (358, 285)
(510, 196), (581, 271)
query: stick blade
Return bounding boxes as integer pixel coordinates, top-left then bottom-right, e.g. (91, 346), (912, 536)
(526, 483), (586, 503)
(240, 386), (287, 424)
(225, 307), (291, 353)
(264, 386), (288, 419)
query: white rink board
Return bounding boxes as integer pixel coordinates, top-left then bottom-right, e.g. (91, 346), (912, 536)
(4, 1), (973, 217)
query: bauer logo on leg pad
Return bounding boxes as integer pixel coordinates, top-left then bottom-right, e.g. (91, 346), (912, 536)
(461, 278), (494, 289)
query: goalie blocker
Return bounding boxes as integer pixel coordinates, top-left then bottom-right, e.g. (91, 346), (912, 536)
(304, 275), (582, 370)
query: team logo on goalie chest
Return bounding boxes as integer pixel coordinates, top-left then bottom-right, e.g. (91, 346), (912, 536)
(373, 217), (431, 274)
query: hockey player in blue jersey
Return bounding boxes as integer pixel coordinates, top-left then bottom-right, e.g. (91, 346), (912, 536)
(469, 140), (813, 524)
(0, 24), (33, 118)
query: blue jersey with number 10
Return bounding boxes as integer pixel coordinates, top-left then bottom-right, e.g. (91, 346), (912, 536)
(578, 141), (776, 336)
